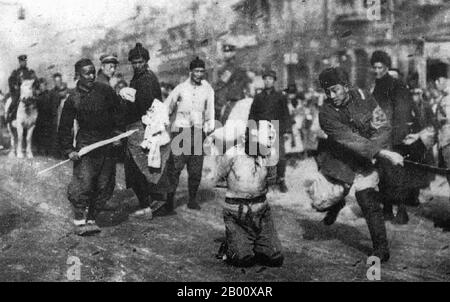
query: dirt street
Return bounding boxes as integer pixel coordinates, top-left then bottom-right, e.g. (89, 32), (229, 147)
(0, 152), (449, 282)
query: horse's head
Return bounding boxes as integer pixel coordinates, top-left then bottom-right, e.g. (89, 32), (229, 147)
(20, 79), (35, 100)
(20, 79), (39, 108)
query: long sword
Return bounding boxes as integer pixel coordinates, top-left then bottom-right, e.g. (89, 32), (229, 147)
(37, 129), (139, 175)
(404, 160), (450, 176)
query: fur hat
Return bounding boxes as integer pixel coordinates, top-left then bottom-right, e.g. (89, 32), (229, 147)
(370, 50), (392, 68)
(319, 67), (350, 89)
(189, 57), (205, 70)
(128, 43), (150, 62)
(74, 58), (94, 75)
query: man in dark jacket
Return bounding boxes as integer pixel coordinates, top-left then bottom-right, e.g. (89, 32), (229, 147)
(123, 42), (168, 218)
(34, 78), (58, 156)
(317, 67), (405, 262)
(248, 70), (292, 193)
(371, 51), (417, 224)
(59, 58), (125, 236)
(6, 54), (37, 123)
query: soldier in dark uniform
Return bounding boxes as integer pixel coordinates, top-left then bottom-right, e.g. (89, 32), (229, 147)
(248, 70), (292, 193)
(97, 54), (119, 86)
(123, 43), (168, 218)
(371, 51), (418, 224)
(6, 55), (37, 123)
(58, 58), (125, 236)
(317, 67), (404, 262)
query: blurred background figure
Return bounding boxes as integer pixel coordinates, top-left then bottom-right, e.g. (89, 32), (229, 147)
(284, 84), (305, 158)
(160, 82), (174, 101)
(97, 53), (119, 87)
(52, 73), (63, 92)
(34, 78), (57, 156)
(54, 82), (69, 158)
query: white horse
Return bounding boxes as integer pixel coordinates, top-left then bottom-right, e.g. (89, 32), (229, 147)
(4, 79), (38, 159)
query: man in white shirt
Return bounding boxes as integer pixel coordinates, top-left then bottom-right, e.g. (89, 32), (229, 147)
(164, 57), (215, 213)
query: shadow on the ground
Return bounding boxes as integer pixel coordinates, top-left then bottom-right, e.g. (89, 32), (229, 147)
(413, 195), (450, 231)
(297, 218), (372, 255)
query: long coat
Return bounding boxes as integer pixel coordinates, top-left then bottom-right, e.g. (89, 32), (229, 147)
(372, 74), (414, 146)
(373, 75), (432, 201)
(317, 89), (391, 186)
(124, 68), (170, 193)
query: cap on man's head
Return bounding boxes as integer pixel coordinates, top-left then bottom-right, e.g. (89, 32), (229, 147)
(100, 53), (119, 64)
(319, 67), (350, 90)
(74, 58), (94, 74)
(263, 70), (277, 81)
(189, 57), (205, 70)
(18, 54), (27, 61)
(128, 42), (150, 62)
(370, 50), (392, 68)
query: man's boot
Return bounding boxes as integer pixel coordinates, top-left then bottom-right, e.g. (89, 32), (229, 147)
(162, 193), (177, 216)
(278, 178), (288, 193)
(187, 200), (201, 211)
(187, 191), (201, 210)
(393, 204), (409, 225)
(355, 189), (390, 263)
(323, 199), (346, 226)
(382, 202), (395, 221)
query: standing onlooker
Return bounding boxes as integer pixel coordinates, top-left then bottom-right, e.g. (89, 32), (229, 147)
(248, 70), (292, 193)
(371, 50), (416, 224)
(52, 73), (63, 92)
(284, 84), (305, 156)
(58, 58), (125, 235)
(97, 54), (119, 87)
(34, 78), (56, 156)
(164, 57), (215, 213)
(123, 43), (167, 218)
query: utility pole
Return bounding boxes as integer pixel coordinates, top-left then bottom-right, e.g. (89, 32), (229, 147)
(189, 0), (200, 56)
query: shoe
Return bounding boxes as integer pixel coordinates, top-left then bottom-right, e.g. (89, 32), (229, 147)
(383, 204), (395, 221)
(150, 200), (167, 215)
(371, 248), (390, 263)
(187, 202), (201, 211)
(130, 207), (153, 219)
(278, 180), (288, 193)
(75, 220), (101, 237)
(216, 242), (228, 260)
(393, 206), (409, 225)
(73, 219), (86, 227)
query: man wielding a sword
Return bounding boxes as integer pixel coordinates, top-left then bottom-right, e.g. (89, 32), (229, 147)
(58, 58), (126, 236)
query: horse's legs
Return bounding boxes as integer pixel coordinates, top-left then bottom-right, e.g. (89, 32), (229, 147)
(16, 124), (24, 159)
(7, 123), (16, 158)
(26, 125), (35, 159)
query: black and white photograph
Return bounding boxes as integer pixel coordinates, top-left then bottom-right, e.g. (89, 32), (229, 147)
(0, 0), (449, 284)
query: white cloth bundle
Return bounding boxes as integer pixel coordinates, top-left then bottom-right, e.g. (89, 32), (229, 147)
(120, 87), (137, 103)
(305, 172), (346, 212)
(140, 99), (171, 168)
